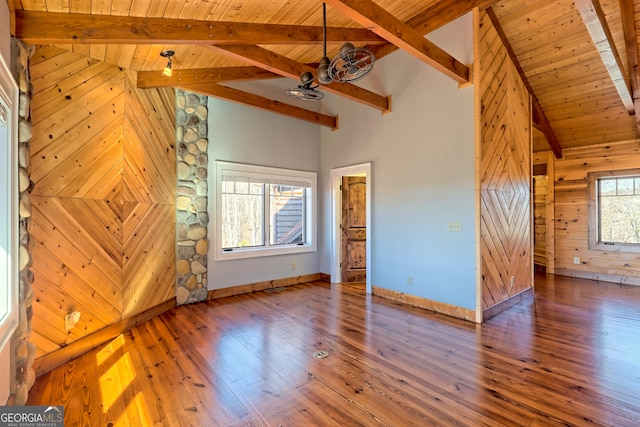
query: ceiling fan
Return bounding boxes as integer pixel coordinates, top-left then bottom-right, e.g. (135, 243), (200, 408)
(287, 3), (376, 101)
(286, 71), (325, 101)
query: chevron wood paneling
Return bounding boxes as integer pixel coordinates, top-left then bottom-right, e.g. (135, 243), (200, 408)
(478, 10), (533, 314)
(123, 70), (176, 205)
(29, 46), (176, 358)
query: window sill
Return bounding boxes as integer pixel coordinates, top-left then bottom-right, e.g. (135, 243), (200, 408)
(589, 242), (640, 254)
(215, 243), (316, 261)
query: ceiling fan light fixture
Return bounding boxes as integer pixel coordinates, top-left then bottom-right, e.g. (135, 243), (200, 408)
(287, 72), (324, 101)
(317, 56), (332, 84)
(284, 2), (375, 99)
(300, 71), (314, 85)
(160, 50), (175, 77)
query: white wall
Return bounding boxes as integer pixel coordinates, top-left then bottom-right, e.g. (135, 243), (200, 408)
(205, 14), (477, 309)
(207, 99), (321, 289)
(319, 14), (476, 309)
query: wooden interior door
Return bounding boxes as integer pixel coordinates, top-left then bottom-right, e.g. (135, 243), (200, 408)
(341, 176), (366, 283)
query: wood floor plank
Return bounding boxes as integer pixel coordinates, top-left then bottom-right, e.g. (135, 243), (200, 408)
(27, 273), (640, 426)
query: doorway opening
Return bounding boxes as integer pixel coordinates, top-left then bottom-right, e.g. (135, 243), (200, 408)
(330, 162), (372, 294)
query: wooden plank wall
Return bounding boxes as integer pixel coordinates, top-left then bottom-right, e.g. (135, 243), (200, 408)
(28, 46), (176, 358)
(477, 10), (533, 315)
(553, 140), (640, 284)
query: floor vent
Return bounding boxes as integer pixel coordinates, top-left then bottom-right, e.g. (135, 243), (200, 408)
(264, 286), (288, 293)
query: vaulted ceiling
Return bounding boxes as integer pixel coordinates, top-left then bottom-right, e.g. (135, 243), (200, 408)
(8, 0), (640, 156)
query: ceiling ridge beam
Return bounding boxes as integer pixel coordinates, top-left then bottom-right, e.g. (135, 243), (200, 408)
(14, 10), (387, 46)
(209, 44), (391, 113)
(575, 0), (634, 114)
(323, 0), (470, 84)
(486, 8), (563, 159)
(181, 83), (338, 130)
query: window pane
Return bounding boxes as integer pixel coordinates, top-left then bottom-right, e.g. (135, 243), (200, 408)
(0, 114), (8, 319)
(221, 192), (264, 248)
(617, 178), (634, 195)
(249, 182), (263, 195)
(599, 179), (616, 196)
(216, 161), (316, 260)
(598, 176), (640, 244)
(235, 180), (249, 194)
(269, 185), (305, 245)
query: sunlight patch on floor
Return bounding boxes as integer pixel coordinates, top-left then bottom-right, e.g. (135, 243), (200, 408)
(97, 335), (153, 426)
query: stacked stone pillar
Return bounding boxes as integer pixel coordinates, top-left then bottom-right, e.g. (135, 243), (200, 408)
(175, 90), (209, 305)
(9, 39), (36, 405)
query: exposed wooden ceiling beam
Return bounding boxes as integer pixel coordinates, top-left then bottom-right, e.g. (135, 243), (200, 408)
(575, 0), (634, 114)
(618, 0), (640, 131)
(139, 0), (497, 89)
(486, 8), (563, 159)
(209, 44), (391, 113)
(182, 83), (338, 130)
(137, 66), (280, 88)
(368, 0), (499, 61)
(323, 0), (470, 84)
(14, 10), (386, 46)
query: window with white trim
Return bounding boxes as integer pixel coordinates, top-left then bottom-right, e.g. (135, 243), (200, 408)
(215, 161), (317, 260)
(588, 169), (640, 253)
(0, 53), (18, 369)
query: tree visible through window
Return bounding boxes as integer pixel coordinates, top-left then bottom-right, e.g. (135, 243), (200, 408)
(598, 176), (640, 244)
(588, 169), (640, 252)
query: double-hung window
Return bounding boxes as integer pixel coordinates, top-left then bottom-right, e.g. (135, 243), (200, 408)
(588, 169), (640, 253)
(215, 161), (317, 260)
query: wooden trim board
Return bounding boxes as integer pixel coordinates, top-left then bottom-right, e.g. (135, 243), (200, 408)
(482, 288), (534, 321)
(372, 286), (477, 323)
(207, 273), (323, 300)
(554, 268), (640, 287)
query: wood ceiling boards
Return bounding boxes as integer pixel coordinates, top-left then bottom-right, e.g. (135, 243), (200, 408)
(10, 0), (640, 152)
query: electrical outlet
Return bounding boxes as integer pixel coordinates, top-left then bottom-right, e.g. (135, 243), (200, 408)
(573, 257), (580, 265)
(448, 221), (462, 232)
(407, 276), (413, 286)
(510, 276), (515, 287)
(291, 261), (297, 270)
(64, 311), (81, 331)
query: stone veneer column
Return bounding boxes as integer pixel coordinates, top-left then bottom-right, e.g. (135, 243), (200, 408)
(175, 90), (209, 305)
(9, 39), (36, 405)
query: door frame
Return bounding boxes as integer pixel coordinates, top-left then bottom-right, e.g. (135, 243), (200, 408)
(330, 162), (372, 294)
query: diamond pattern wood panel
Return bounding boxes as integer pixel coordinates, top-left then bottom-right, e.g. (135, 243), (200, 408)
(478, 10), (533, 313)
(29, 46), (176, 358)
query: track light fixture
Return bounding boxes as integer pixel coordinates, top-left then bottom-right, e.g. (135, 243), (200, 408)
(160, 50), (175, 77)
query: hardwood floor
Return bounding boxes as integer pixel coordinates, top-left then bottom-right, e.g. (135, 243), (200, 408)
(27, 274), (640, 426)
